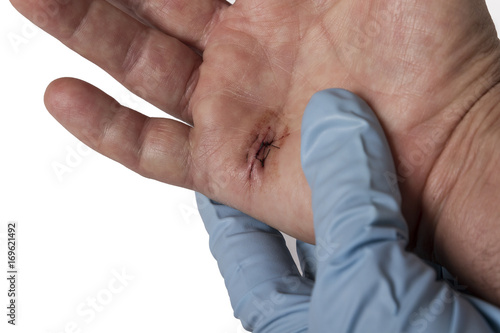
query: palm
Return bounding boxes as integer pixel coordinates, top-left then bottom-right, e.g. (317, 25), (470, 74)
(190, 0), (499, 243)
(11, 0), (499, 248)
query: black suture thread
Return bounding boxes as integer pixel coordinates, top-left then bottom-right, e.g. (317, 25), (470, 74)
(255, 140), (280, 167)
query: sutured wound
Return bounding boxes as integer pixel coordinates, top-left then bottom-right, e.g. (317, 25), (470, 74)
(255, 141), (280, 167)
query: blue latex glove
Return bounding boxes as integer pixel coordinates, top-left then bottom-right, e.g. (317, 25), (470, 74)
(196, 89), (500, 332)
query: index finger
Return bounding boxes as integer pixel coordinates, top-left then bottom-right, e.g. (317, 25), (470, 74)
(45, 78), (193, 188)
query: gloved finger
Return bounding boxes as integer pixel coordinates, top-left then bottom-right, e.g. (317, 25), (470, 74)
(295, 240), (316, 281)
(196, 193), (313, 333)
(301, 89), (499, 332)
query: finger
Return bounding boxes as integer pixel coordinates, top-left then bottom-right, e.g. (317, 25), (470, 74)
(296, 240), (317, 281)
(45, 78), (192, 188)
(10, 0), (201, 124)
(106, 0), (228, 50)
(196, 193), (313, 332)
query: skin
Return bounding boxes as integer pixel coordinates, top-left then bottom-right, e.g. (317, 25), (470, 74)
(10, 0), (500, 305)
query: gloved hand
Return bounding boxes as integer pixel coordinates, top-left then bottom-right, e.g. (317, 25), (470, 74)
(196, 89), (500, 332)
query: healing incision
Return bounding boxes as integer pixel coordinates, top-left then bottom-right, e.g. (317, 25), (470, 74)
(255, 141), (280, 167)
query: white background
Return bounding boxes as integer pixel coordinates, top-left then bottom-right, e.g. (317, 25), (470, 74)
(1, 1), (500, 333)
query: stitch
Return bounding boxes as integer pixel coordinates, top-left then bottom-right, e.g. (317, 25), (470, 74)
(255, 140), (280, 167)
(245, 111), (290, 181)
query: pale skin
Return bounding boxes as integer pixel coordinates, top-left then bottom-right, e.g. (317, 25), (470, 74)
(10, 0), (500, 305)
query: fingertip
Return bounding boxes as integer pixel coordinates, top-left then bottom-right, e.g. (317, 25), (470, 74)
(44, 77), (97, 118)
(44, 78), (64, 110)
(44, 78), (73, 117)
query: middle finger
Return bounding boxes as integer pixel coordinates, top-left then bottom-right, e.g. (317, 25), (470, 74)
(11, 0), (201, 124)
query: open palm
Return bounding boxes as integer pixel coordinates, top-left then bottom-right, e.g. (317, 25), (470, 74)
(11, 0), (500, 301)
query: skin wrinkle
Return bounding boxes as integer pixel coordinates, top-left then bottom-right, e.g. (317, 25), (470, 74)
(449, 41), (498, 87)
(426, 76), (498, 184)
(450, 151), (496, 278)
(156, 0), (175, 17)
(135, 116), (155, 175)
(188, 134), (222, 194)
(113, 0), (144, 16)
(183, 65), (201, 126)
(199, 4), (225, 50)
(121, 28), (151, 87)
(64, 0), (94, 42)
(422, 78), (500, 302)
(415, 77), (500, 250)
(177, 124), (194, 189)
(260, 45), (288, 98)
(105, 0), (154, 28)
(95, 101), (121, 154)
(407, 39), (500, 194)
(110, 0), (223, 49)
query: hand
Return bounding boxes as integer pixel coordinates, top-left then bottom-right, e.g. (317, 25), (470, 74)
(10, 0), (500, 302)
(196, 89), (500, 332)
